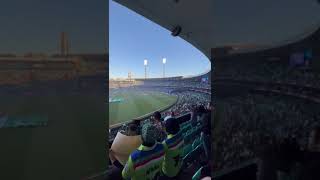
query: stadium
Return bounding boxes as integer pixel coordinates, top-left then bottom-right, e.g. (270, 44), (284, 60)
(108, 72), (210, 126)
(108, 0), (320, 180)
(107, 1), (212, 179)
(108, 71), (212, 179)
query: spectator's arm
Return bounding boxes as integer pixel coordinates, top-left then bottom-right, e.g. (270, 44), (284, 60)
(162, 141), (168, 152)
(109, 149), (124, 169)
(161, 142), (169, 170)
(113, 159), (124, 169)
(122, 156), (134, 180)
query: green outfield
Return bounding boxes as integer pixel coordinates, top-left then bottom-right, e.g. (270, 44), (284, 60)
(0, 94), (106, 180)
(109, 90), (177, 126)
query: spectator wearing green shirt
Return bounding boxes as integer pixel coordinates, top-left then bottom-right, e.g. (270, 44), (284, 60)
(161, 117), (184, 179)
(122, 123), (165, 180)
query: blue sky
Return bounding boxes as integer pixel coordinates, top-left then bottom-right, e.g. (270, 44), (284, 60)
(109, 0), (210, 79)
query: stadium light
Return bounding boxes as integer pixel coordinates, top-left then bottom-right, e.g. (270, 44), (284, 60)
(144, 59), (148, 79)
(162, 58), (166, 78)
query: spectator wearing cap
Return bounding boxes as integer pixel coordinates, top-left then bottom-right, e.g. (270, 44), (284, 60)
(206, 102), (213, 111)
(122, 123), (165, 180)
(161, 117), (184, 179)
(152, 111), (166, 142)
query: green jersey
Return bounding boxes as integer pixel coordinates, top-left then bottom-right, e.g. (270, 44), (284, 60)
(122, 143), (165, 180)
(162, 131), (184, 177)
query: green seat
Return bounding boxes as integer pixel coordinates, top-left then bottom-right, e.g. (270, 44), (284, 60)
(195, 126), (202, 136)
(185, 129), (192, 136)
(190, 129), (197, 140)
(181, 126), (187, 134)
(183, 144), (193, 157)
(192, 137), (201, 150)
(182, 144), (203, 169)
(192, 167), (203, 180)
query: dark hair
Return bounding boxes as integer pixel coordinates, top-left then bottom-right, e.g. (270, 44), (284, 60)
(128, 124), (137, 132)
(133, 119), (140, 126)
(198, 105), (206, 114)
(153, 111), (161, 121)
(165, 118), (180, 135)
(142, 141), (155, 147)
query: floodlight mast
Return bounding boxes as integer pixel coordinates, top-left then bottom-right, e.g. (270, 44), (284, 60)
(162, 58), (166, 78)
(144, 59), (148, 79)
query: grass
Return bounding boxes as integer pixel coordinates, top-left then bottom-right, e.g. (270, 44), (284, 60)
(109, 90), (177, 126)
(0, 94), (107, 180)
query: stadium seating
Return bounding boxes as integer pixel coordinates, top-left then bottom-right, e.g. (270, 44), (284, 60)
(192, 137), (201, 150)
(183, 143), (204, 169)
(181, 121), (192, 135)
(183, 144), (193, 157)
(107, 81), (211, 179)
(192, 166), (203, 180)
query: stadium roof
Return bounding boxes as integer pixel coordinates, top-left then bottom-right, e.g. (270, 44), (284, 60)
(113, 0), (320, 59)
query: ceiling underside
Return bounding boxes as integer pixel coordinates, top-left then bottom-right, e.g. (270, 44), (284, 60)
(113, 0), (320, 59)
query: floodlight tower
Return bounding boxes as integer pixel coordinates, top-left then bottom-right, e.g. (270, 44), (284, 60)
(162, 58), (166, 78)
(144, 59), (148, 79)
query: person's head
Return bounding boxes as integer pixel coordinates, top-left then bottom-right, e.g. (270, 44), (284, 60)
(206, 102), (212, 110)
(141, 123), (158, 147)
(133, 119), (140, 127)
(164, 115), (172, 122)
(170, 111), (175, 117)
(127, 124), (137, 136)
(152, 111), (161, 122)
(198, 105), (206, 114)
(192, 105), (198, 112)
(165, 117), (180, 135)
(308, 125), (320, 151)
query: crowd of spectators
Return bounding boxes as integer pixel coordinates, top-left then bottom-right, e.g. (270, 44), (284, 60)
(213, 93), (320, 173)
(108, 95), (212, 179)
(109, 90), (211, 140)
(215, 60), (320, 88)
(141, 80), (211, 89)
(165, 91), (211, 117)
